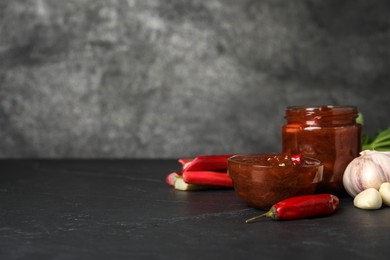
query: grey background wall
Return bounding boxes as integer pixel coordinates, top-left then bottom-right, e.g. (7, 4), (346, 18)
(0, 0), (389, 158)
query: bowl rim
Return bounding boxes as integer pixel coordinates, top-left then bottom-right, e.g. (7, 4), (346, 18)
(228, 153), (323, 168)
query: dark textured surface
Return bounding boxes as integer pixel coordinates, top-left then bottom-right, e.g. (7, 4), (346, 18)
(1, 159), (390, 260)
(1, 0), (390, 158)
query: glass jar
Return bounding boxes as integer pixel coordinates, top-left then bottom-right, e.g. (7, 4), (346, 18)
(282, 105), (361, 196)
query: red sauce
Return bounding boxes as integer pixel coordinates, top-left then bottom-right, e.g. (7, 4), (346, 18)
(282, 106), (361, 196)
(228, 154), (323, 210)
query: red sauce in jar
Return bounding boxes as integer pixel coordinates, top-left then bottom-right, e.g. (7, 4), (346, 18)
(282, 106), (361, 196)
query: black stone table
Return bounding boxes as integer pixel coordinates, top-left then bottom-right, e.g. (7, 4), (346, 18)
(1, 159), (389, 259)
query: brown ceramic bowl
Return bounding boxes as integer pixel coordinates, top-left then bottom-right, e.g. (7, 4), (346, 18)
(228, 154), (323, 210)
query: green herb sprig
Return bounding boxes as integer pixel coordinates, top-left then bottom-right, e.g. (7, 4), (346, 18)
(358, 113), (390, 151)
(362, 128), (390, 151)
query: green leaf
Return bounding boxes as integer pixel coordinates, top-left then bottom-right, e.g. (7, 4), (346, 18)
(363, 127), (390, 151)
(356, 112), (364, 125)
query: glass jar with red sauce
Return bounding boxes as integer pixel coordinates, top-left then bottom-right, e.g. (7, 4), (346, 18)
(282, 106), (361, 196)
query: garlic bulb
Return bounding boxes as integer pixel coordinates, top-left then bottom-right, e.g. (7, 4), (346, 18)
(343, 150), (390, 197)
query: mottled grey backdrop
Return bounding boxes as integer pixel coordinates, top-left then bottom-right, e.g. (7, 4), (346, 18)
(1, 0), (389, 158)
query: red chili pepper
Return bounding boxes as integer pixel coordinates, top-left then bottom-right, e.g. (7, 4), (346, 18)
(183, 154), (234, 172)
(245, 194), (339, 223)
(178, 158), (193, 173)
(166, 154), (235, 190)
(182, 171), (233, 187)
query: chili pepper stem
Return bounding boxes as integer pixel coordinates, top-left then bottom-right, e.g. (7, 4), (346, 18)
(245, 210), (275, 223)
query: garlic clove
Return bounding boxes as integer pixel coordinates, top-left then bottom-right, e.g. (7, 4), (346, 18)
(379, 182), (390, 206)
(353, 188), (382, 210)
